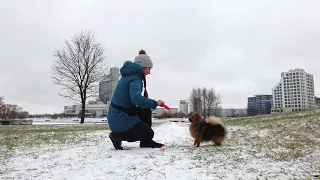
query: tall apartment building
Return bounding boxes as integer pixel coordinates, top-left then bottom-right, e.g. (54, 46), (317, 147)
(179, 100), (189, 115)
(247, 95), (272, 115)
(271, 68), (316, 113)
(99, 67), (120, 104)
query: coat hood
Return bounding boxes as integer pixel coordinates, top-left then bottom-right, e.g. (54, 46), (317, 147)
(120, 61), (144, 79)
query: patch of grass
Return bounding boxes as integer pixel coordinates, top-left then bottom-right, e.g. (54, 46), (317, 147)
(219, 109), (320, 163)
(184, 111), (320, 178)
(0, 124), (109, 165)
(0, 124), (109, 135)
(0, 124), (108, 149)
(223, 108), (320, 127)
(151, 122), (164, 127)
(203, 109), (320, 170)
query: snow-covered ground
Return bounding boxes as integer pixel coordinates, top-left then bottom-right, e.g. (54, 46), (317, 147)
(32, 117), (186, 125)
(1, 119), (319, 180)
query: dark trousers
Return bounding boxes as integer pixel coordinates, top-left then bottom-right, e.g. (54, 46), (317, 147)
(118, 108), (153, 144)
(138, 108), (152, 127)
(118, 121), (154, 144)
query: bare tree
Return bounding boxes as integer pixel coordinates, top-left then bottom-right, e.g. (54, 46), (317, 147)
(230, 108), (236, 117)
(238, 109), (247, 117)
(189, 88), (202, 113)
(213, 93), (222, 117)
(18, 111), (29, 119)
(189, 87), (222, 118)
(158, 111), (173, 119)
(187, 111), (194, 117)
(51, 30), (107, 124)
(0, 96), (29, 120)
(201, 87), (208, 119)
(0, 104), (19, 120)
(205, 88), (222, 117)
(206, 88), (215, 117)
(7, 104), (20, 119)
(0, 96), (3, 109)
(177, 111), (186, 118)
(0, 96), (4, 119)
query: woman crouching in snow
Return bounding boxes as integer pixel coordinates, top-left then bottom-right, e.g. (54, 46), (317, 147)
(107, 50), (165, 150)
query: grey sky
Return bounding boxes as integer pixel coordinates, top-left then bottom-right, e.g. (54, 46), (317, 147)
(1, 0), (320, 114)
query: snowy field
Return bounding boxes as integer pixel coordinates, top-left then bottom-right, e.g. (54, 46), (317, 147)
(31, 117), (184, 125)
(1, 111), (320, 180)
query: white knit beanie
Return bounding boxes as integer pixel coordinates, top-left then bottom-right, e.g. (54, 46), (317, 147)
(133, 50), (153, 68)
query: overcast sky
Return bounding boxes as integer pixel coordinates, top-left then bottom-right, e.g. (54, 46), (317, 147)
(1, 0), (320, 114)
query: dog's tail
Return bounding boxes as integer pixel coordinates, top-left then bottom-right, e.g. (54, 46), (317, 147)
(208, 116), (222, 125)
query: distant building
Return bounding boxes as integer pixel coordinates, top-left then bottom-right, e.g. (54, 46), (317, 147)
(247, 95), (272, 115)
(85, 100), (109, 117)
(247, 97), (257, 112)
(64, 104), (81, 115)
(64, 100), (108, 117)
(152, 107), (179, 118)
(99, 67), (120, 105)
(98, 67), (120, 115)
(179, 100), (188, 115)
(271, 68), (316, 113)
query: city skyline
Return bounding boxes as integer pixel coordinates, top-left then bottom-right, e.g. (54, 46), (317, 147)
(247, 68), (318, 115)
(64, 68), (318, 117)
(9, 66), (320, 115)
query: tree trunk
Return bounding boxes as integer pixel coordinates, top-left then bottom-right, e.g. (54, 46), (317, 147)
(80, 101), (85, 124)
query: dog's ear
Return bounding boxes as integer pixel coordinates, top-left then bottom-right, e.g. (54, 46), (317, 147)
(190, 112), (202, 122)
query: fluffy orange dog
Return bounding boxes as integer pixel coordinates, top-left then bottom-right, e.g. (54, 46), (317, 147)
(189, 112), (227, 147)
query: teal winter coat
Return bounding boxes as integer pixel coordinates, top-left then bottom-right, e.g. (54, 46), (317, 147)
(107, 61), (158, 132)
